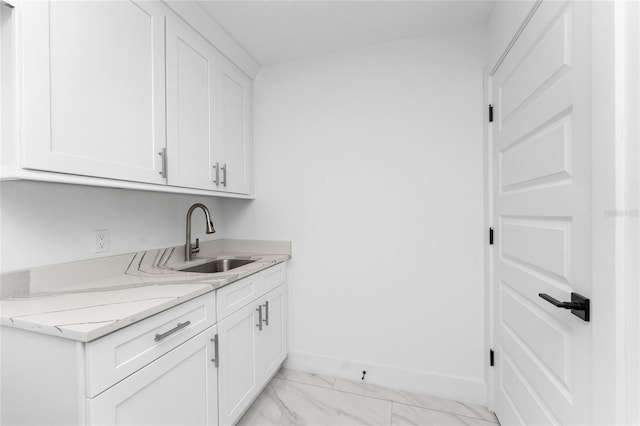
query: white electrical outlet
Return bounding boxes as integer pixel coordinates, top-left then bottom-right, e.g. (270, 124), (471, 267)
(95, 230), (110, 253)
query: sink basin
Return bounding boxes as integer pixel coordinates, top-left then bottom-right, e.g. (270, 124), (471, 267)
(179, 258), (256, 273)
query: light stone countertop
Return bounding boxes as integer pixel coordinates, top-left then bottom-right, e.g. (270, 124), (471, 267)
(0, 239), (291, 342)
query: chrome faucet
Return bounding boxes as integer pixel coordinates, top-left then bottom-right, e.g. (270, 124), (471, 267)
(185, 203), (216, 261)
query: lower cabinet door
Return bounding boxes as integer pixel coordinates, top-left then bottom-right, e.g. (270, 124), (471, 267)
(87, 326), (218, 426)
(260, 285), (287, 379)
(217, 302), (260, 426)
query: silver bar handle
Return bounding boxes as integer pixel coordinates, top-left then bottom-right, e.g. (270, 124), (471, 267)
(158, 148), (167, 178)
(155, 320), (190, 342)
(213, 162), (219, 185)
(210, 334), (219, 368)
(221, 163), (227, 187)
(256, 305), (263, 331)
(263, 301), (269, 326)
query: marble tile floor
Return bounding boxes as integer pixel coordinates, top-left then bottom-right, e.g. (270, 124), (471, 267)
(237, 368), (500, 426)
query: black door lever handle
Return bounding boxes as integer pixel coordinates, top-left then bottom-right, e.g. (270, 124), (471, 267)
(538, 293), (583, 309)
(538, 292), (590, 322)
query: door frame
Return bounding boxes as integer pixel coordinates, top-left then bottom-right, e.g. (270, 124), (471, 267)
(592, 1), (640, 423)
(483, 1), (637, 423)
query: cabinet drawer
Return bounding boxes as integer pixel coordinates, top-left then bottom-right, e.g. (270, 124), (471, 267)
(85, 292), (216, 397)
(216, 273), (261, 320)
(262, 262), (286, 294)
(216, 263), (288, 321)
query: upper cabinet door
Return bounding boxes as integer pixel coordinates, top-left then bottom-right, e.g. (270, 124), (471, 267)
(20, 1), (166, 184)
(165, 17), (217, 190)
(216, 57), (253, 195)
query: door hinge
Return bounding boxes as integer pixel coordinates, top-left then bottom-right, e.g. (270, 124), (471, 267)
(488, 104), (494, 123)
(490, 349), (495, 367)
(489, 227), (494, 245)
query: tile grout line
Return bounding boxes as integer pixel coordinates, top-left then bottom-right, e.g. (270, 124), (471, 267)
(379, 398), (498, 425)
(390, 400), (498, 425)
(275, 374), (497, 424)
(327, 379), (497, 424)
(389, 401), (500, 425)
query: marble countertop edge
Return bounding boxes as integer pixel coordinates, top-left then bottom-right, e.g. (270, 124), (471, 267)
(0, 284), (215, 342)
(0, 239), (291, 342)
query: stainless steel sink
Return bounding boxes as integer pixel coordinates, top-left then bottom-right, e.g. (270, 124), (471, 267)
(178, 258), (256, 273)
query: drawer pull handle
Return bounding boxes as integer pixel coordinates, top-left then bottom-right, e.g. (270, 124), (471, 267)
(256, 305), (263, 331)
(155, 321), (191, 342)
(210, 334), (219, 368)
(158, 148), (168, 178)
(221, 163), (227, 187)
(213, 162), (220, 185)
(263, 301), (269, 326)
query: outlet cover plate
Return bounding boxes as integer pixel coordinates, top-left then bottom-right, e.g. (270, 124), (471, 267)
(95, 230), (110, 253)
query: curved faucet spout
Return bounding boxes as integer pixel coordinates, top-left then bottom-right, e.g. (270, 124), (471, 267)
(186, 203), (216, 261)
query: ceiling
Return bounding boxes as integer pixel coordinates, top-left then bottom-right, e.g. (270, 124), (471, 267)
(200, 1), (496, 66)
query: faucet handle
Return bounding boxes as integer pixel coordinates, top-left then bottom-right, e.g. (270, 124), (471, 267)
(192, 238), (200, 255)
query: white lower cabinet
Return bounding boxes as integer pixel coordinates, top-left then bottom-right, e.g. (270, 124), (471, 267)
(218, 284), (287, 426)
(0, 263), (287, 426)
(88, 326), (219, 426)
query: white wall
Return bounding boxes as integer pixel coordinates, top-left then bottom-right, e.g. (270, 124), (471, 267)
(223, 26), (488, 403)
(0, 181), (224, 272)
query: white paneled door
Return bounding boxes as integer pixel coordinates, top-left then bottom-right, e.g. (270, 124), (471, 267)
(491, 1), (592, 424)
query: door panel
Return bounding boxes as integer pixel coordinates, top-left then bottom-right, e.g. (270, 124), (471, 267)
(260, 285), (287, 379)
(499, 9), (571, 121)
(166, 17), (217, 190)
(500, 114), (572, 190)
(217, 302), (259, 426)
(501, 353), (557, 425)
(491, 1), (591, 424)
(216, 57), (252, 194)
(500, 217), (571, 280)
(500, 286), (571, 383)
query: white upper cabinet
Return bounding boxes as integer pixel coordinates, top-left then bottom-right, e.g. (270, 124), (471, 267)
(165, 16), (217, 190)
(215, 57), (253, 195)
(8, 1), (255, 197)
(20, 1), (167, 184)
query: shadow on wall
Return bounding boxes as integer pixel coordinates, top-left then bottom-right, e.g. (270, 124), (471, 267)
(0, 180), (224, 272)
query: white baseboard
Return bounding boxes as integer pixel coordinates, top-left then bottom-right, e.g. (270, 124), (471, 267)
(284, 350), (487, 406)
